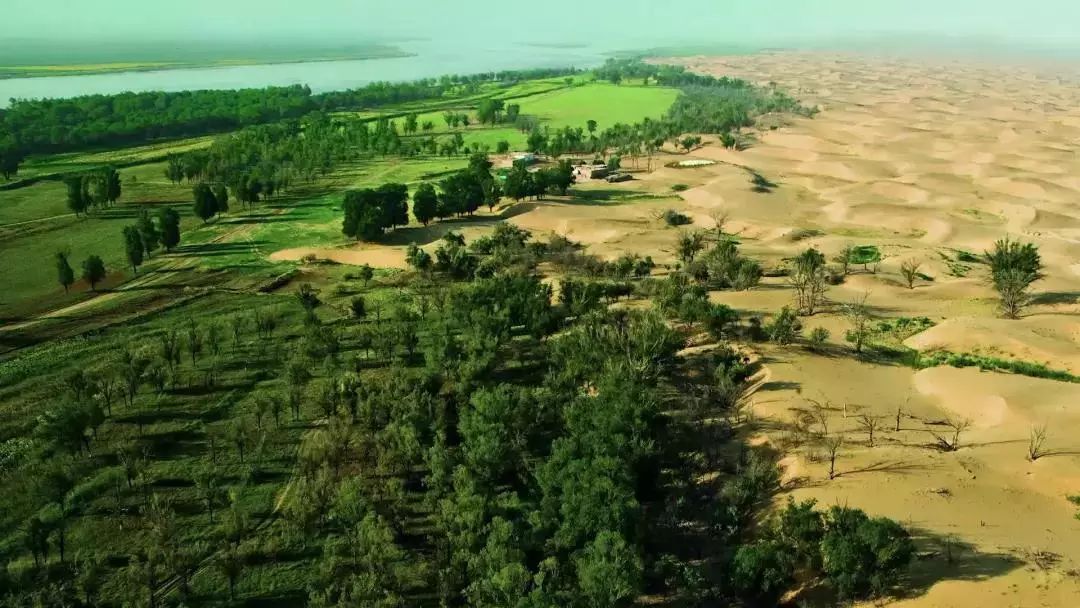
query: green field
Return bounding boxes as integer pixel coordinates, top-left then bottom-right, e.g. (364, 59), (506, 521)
(0, 80), (677, 319)
(400, 81), (679, 150)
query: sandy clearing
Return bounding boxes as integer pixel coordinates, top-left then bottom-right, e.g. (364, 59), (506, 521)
(269, 246), (410, 269)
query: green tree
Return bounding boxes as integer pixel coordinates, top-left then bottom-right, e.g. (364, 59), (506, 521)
(135, 209), (159, 257)
(56, 251), (75, 293)
(575, 531), (643, 607)
(820, 506), (914, 599)
(81, 255), (106, 290)
(158, 208), (181, 251)
(984, 237), (1042, 318)
(192, 182), (218, 223)
(123, 226), (144, 272)
(105, 166), (122, 204)
(213, 183), (230, 214)
(413, 182), (439, 226)
(64, 176), (90, 216)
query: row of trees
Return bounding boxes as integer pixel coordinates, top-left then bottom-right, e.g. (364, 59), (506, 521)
(63, 167), (122, 216)
(2, 66), (582, 177)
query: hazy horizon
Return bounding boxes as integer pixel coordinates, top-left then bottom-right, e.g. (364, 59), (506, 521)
(4, 0), (1080, 54)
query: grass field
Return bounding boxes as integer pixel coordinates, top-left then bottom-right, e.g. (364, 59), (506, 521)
(399, 82), (679, 150)
(0, 77), (677, 320)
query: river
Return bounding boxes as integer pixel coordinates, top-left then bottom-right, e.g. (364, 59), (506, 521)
(0, 41), (614, 107)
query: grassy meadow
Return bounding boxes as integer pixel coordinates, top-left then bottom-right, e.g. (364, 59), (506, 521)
(0, 79), (678, 322)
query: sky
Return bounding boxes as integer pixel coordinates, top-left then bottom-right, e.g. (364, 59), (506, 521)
(3, 0), (1080, 51)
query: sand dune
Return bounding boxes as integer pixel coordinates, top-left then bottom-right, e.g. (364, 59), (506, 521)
(660, 51), (1080, 607)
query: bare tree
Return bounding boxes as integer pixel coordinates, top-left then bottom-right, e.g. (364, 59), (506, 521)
(843, 292), (873, 354)
(710, 209), (730, 241)
(808, 399), (831, 437)
(1028, 424), (1049, 461)
(900, 259), (923, 289)
(832, 244), (854, 277)
(790, 262), (828, 316)
(857, 414), (882, 447)
(825, 435), (844, 480)
(929, 417), (971, 451)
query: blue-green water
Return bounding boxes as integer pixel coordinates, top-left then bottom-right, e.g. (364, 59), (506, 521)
(0, 41), (615, 107)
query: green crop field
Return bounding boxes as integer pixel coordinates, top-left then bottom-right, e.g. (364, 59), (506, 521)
(398, 82), (679, 151)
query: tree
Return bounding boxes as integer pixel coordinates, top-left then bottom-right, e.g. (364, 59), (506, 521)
(856, 414), (882, 447)
(842, 293), (872, 354)
(496, 140), (510, 154)
(358, 264), (375, 286)
(158, 208), (181, 251)
(135, 209), (159, 257)
(900, 258), (922, 289)
(213, 183), (230, 214)
(64, 176), (90, 216)
(790, 248), (828, 315)
(56, 251), (75, 293)
(820, 506), (914, 599)
(413, 182), (439, 226)
(767, 306), (802, 345)
(192, 182), (218, 222)
(105, 166), (122, 204)
(587, 119), (598, 135)
(575, 531), (643, 607)
(676, 231), (706, 264)
(547, 159), (576, 195)
(994, 267), (1036, 319)
(81, 255), (106, 290)
(123, 226), (144, 272)
(730, 540), (795, 606)
(680, 135), (702, 153)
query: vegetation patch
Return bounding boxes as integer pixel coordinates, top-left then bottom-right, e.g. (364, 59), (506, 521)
(913, 350), (1080, 383)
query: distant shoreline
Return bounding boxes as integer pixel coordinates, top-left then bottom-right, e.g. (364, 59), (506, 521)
(0, 50), (418, 80)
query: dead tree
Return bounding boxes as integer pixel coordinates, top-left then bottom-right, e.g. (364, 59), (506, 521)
(1028, 424), (1049, 461)
(857, 414), (882, 447)
(825, 436), (844, 480)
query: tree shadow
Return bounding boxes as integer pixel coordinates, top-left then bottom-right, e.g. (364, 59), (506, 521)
(1031, 291), (1079, 306)
(173, 242), (266, 257)
(896, 528), (1025, 600)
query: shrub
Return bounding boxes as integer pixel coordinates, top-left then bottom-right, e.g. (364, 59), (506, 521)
(808, 326), (830, 351)
(767, 307), (802, 345)
(820, 506), (914, 599)
(672, 183), (689, 192)
(662, 209), (693, 227)
(730, 541), (794, 605)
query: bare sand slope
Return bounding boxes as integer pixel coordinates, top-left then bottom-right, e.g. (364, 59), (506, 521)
(661, 52), (1080, 606)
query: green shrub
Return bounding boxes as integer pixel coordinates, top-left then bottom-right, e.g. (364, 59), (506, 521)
(808, 326), (830, 351)
(672, 183), (689, 192)
(662, 209), (693, 227)
(820, 506), (914, 599)
(767, 307), (802, 345)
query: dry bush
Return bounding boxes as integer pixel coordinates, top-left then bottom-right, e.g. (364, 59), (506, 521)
(928, 417), (971, 451)
(825, 435), (844, 480)
(900, 259), (923, 289)
(856, 414), (882, 447)
(1028, 424), (1049, 461)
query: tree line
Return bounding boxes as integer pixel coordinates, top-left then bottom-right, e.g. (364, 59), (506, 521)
(0, 66), (581, 180)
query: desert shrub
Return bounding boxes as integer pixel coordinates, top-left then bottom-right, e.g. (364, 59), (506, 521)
(819, 506), (914, 599)
(808, 326), (830, 351)
(730, 540), (795, 606)
(914, 350), (1080, 383)
(767, 307), (802, 345)
(662, 209), (693, 227)
(672, 183), (690, 192)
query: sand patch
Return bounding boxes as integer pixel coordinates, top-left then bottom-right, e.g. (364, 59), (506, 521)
(269, 246), (409, 269)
